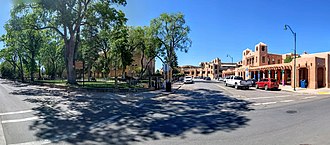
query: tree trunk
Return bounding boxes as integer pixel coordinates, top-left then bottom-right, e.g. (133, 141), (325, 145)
(38, 62), (41, 80)
(115, 61), (118, 89)
(148, 67), (152, 88)
(65, 38), (77, 85)
(18, 56), (24, 82)
(88, 63), (92, 81)
(122, 66), (126, 79)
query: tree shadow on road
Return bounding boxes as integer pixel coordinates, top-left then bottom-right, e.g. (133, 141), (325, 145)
(19, 87), (253, 145)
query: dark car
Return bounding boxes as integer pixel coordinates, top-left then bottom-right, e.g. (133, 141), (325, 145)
(247, 79), (257, 87)
(205, 77), (211, 80)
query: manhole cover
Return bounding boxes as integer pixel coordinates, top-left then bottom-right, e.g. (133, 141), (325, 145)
(286, 110), (298, 114)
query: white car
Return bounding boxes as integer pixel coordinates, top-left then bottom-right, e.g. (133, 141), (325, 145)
(184, 76), (194, 84)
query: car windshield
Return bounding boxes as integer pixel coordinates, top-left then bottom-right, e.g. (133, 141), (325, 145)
(185, 76), (192, 79)
(271, 79), (277, 82)
(234, 76), (243, 80)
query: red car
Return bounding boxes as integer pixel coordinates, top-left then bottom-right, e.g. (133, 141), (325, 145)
(256, 78), (279, 90)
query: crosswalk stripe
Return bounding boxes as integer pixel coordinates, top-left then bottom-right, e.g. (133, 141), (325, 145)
(280, 100), (294, 103)
(254, 102), (277, 106)
(216, 84), (228, 90)
(0, 110), (33, 116)
(1, 116), (40, 124)
(303, 96), (316, 99)
(8, 139), (51, 145)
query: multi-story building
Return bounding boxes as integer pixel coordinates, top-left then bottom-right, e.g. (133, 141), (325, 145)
(179, 58), (236, 79)
(223, 42), (330, 89)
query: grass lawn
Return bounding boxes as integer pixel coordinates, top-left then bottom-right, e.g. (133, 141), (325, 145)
(35, 79), (67, 85)
(35, 79), (144, 89)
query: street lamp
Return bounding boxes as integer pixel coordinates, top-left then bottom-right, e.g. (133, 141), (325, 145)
(227, 54), (233, 63)
(284, 24), (297, 91)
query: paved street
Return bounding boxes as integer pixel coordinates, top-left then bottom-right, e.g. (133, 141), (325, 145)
(1, 79), (330, 145)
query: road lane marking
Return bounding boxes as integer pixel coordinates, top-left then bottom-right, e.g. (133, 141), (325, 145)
(280, 100), (294, 103)
(1, 116), (39, 124)
(0, 118), (6, 145)
(246, 95), (292, 100)
(0, 110), (33, 116)
(246, 96), (272, 100)
(254, 102), (277, 106)
(216, 84), (228, 90)
(8, 139), (51, 145)
(303, 96), (316, 99)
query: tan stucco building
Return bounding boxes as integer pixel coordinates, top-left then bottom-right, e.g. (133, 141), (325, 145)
(95, 51), (155, 78)
(223, 42), (330, 89)
(179, 58), (236, 79)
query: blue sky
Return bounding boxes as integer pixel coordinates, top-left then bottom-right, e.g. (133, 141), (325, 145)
(1, 0), (330, 70)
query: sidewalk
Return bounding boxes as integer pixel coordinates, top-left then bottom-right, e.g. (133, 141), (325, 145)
(279, 85), (330, 95)
(133, 82), (184, 99)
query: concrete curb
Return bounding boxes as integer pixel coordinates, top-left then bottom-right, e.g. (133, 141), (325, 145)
(0, 119), (6, 145)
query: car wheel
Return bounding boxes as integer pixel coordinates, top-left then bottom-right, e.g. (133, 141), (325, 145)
(225, 83), (227, 86)
(264, 85), (268, 91)
(235, 84), (238, 89)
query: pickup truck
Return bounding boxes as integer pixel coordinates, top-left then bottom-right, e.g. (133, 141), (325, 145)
(225, 76), (252, 89)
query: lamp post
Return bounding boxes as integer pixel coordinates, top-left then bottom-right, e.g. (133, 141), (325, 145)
(227, 54), (233, 63)
(284, 24), (297, 91)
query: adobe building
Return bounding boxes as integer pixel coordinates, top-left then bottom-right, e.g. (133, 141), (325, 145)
(179, 58), (237, 79)
(222, 42), (330, 89)
(94, 50), (155, 78)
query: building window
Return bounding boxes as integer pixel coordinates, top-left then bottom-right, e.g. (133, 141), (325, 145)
(256, 46), (258, 51)
(278, 60), (280, 64)
(262, 46), (265, 51)
(262, 56), (265, 63)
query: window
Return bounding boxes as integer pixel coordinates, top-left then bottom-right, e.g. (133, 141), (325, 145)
(262, 56), (265, 63)
(262, 46), (265, 51)
(278, 60), (280, 64)
(256, 46), (258, 51)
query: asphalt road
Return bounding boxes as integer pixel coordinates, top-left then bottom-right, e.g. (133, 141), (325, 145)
(1, 79), (330, 145)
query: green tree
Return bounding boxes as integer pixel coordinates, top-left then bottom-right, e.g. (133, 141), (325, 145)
(284, 56), (293, 63)
(150, 13), (192, 84)
(39, 31), (64, 79)
(127, 26), (162, 79)
(14, 0), (127, 85)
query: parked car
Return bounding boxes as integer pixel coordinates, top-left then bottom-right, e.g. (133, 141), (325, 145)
(256, 78), (279, 90)
(247, 78), (257, 87)
(204, 77), (211, 80)
(218, 77), (224, 82)
(224, 76), (231, 83)
(184, 76), (194, 84)
(194, 76), (201, 79)
(225, 76), (251, 89)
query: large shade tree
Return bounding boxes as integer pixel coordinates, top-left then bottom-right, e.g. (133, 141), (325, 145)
(150, 13), (192, 86)
(14, 0), (127, 85)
